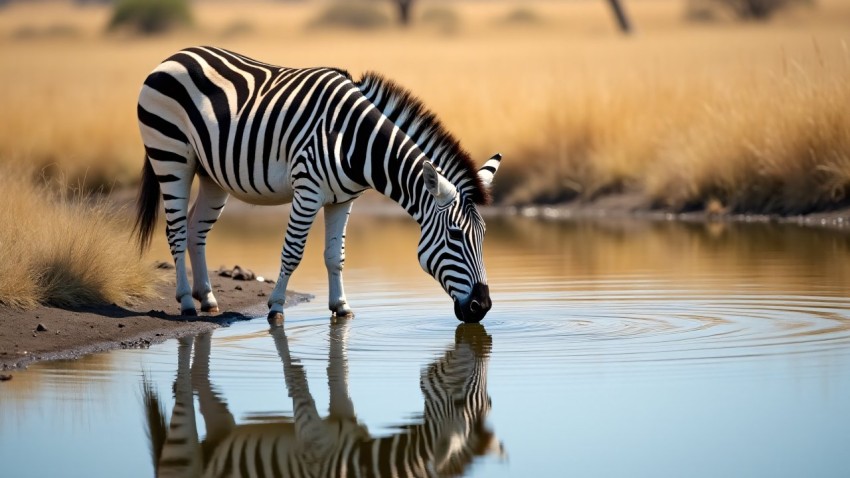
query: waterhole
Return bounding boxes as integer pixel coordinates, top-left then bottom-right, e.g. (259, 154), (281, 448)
(2, 213), (849, 477)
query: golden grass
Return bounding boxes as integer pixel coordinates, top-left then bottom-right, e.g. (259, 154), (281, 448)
(0, 166), (160, 309)
(0, 0), (849, 212)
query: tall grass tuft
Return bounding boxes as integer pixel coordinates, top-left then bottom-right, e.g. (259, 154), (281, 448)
(0, 166), (160, 309)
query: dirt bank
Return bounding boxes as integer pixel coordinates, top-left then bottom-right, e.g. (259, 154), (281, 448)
(0, 269), (311, 371)
(491, 193), (850, 231)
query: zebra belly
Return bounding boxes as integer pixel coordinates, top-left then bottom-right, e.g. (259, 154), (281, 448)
(198, 149), (295, 205)
(223, 174), (295, 206)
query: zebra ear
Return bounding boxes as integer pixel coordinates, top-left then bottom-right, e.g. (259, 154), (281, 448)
(477, 153), (502, 189)
(423, 161), (457, 207)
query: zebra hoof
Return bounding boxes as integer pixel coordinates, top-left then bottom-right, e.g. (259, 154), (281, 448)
(332, 310), (354, 320)
(201, 305), (220, 314)
(181, 308), (198, 317)
(267, 311), (284, 326)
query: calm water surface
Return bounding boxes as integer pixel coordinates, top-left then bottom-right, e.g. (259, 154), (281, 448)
(2, 211), (850, 477)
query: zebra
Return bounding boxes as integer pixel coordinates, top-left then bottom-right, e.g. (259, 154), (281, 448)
(143, 321), (504, 477)
(134, 46), (503, 323)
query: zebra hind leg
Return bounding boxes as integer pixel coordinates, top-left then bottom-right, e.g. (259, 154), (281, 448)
(188, 175), (229, 313)
(323, 201), (354, 318)
(150, 152), (197, 316)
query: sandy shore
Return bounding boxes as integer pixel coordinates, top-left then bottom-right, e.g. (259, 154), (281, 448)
(0, 270), (311, 370)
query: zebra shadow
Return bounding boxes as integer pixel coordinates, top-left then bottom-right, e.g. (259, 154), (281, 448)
(143, 321), (504, 477)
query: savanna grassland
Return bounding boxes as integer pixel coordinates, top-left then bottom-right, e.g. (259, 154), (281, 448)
(1, 0), (849, 307)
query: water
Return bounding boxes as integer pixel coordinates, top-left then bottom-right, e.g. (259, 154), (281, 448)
(2, 211), (850, 477)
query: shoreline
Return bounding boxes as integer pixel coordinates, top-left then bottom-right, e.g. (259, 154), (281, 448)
(4, 193), (850, 372)
(0, 270), (312, 371)
(483, 192), (850, 231)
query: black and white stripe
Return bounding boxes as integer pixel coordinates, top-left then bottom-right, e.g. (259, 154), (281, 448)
(135, 46), (502, 322)
(143, 323), (503, 477)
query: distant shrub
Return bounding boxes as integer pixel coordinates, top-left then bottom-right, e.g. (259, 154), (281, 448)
(689, 0), (813, 21)
(108, 0), (192, 35)
(420, 6), (461, 34)
(500, 7), (543, 26)
(220, 19), (255, 39)
(309, 2), (391, 31)
(684, 1), (721, 22)
(12, 24), (80, 40)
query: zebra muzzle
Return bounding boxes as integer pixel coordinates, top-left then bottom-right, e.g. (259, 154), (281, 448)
(454, 283), (491, 323)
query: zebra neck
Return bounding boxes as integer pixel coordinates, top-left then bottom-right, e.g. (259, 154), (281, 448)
(383, 160), (436, 227)
(345, 110), (436, 226)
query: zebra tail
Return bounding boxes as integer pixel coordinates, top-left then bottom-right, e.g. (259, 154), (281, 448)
(134, 155), (160, 254)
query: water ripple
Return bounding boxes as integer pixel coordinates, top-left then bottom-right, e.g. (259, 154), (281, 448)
(477, 283), (850, 372)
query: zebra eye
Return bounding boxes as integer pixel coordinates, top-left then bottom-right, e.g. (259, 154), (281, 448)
(448, 227), (464, 241)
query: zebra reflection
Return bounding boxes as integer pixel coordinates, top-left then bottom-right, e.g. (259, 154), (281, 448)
(143, 322), (503, 477)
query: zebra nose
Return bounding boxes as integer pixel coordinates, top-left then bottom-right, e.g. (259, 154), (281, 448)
(456, 283), (490, 323)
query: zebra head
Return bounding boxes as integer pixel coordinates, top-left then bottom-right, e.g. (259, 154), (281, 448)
(419, 154), (502, 323)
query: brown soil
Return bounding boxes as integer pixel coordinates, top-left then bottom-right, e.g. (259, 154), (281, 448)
(0, 271), (312, 370)
(494, 193), (850, 231)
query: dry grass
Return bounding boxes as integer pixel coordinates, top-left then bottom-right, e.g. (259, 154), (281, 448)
(0, 165), (160, 309)
(0, 0), (849, 213)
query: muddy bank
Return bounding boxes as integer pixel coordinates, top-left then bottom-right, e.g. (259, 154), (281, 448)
(0, 269), (311, 370)
(490, 193), (850, 231)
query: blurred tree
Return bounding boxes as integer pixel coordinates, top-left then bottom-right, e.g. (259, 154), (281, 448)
(607, 0), (633, 34)
(396, 0), (415, 26)
(108, 0), (192, 35)
(695, 0), (813, 20)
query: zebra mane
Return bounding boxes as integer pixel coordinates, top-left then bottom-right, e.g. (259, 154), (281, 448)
(355, 72), (489, 205)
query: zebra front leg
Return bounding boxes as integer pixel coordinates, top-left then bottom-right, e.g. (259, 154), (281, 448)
(188, 175), (229, 313)
(268, 192), (322, 325)
(324, 201), (354, 318)
(327, 319), (356, 421)
(269, 326), (333, 459)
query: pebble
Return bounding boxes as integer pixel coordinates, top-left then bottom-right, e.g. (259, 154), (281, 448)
(36, 323), (47, 332)
(118, 323), (125, 328)
(218, 265), (256, 281)
(0, 374), (12, 382)
(231, 265), (256, 281)
(235, 285), (243, 291)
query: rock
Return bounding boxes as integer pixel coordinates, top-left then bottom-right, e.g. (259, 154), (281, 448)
(257, 292), (266, 297)
(231, 265), (256, 281)
(235, 285), (243, 291)
(0, 374), (12, 382)
(36, 323), (47, 332)
(219, 265), (260, 280)
(118, 323), (125, 328)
